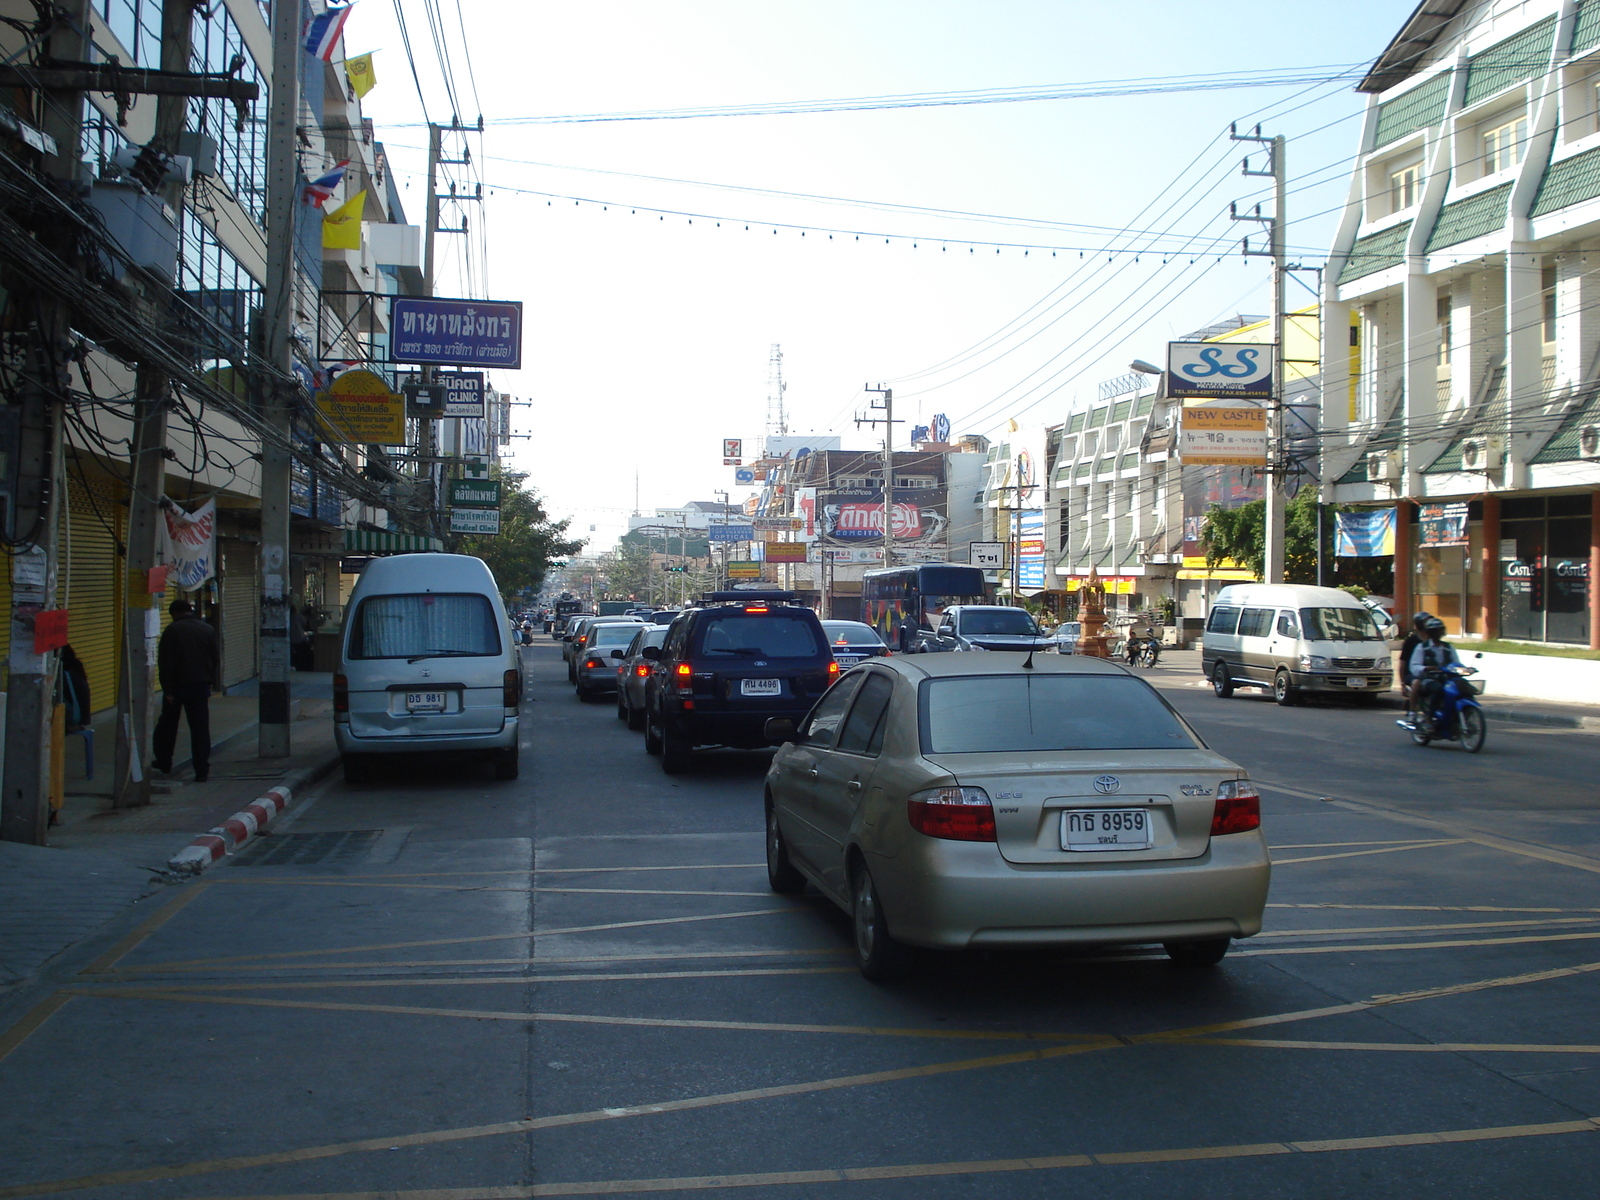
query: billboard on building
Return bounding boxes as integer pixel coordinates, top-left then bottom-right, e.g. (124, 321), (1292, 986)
(392, 298), (522, 369)
(1180, 406), (1268, 466)
(1167, 341), (1274, 401)
(815, 487), (948, 554)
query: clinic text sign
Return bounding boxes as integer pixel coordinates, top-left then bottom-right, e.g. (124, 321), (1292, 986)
(392, 298), (522, 369)
(1167, 341), (1274, 401)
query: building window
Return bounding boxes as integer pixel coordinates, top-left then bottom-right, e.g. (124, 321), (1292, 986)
(98, 0), (162, 68)
(1542, 264), (1557, 343)
(1390, 163), (1420, 211)
(178, 210), (263, 363)
(1482, 114), (1528, 175)
(893, 476), (936, 489)
(190, 5), (269, 224)
(1437, 293), (1452, 366)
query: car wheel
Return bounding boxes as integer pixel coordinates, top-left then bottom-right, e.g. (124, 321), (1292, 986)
(643, 708), (663, 755)
(1164, 937), (1230, 967)
(575, 681), (590, 702)
(341, 754), (371, 784)
(852, 860), (913, 981)
(626, 698), (646, 732)
(661, 726), (693, 775)
(765, 798), (805, 894)
(492, 746), (519, 781)
(1459, 707), (1486, 753)
(1273, 669), (1298, 706)
(1211, 661), (1234, 698)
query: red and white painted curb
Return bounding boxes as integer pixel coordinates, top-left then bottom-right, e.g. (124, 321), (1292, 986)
(167, 785), (294, 873)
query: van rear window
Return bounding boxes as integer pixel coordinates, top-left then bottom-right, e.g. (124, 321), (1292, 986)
(349, 593), (500, 659)
(694, 614), (824, 659)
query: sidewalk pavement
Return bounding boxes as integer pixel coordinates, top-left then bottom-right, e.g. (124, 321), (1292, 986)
(0, 672), (340, 992)
(1147, 648), (1600, 730)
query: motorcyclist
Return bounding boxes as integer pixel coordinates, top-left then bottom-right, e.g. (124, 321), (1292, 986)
(1408, 617), (1460, 725)
(1397, 611), (1433, 691)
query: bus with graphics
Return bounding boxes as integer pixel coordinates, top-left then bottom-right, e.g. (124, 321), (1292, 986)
(861, 563), (987, 651)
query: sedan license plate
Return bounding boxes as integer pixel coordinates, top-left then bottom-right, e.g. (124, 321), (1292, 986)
(1061, 808), (1152, 851)
(835, 655), (863, 666)
(741, 678), (781, 697)
(405, 691), (447, 713)
(1346, 677), (1368, 688)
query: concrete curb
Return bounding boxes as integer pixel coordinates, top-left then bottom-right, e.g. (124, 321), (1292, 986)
(166, 752), (342, 874)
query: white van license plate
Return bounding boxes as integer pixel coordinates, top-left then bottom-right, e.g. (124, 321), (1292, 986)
(741, 678), (781, 696)
(1346, 677), (1368, 688)
(1062, 808), (1152, 851)
(406, 691), (447, 713)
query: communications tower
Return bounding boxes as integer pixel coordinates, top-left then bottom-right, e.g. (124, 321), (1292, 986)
(766, 344), (788, 439)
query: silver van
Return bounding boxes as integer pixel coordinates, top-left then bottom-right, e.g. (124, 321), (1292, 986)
(1201, 583), (1392, 706)
(334, 553), (522, 782)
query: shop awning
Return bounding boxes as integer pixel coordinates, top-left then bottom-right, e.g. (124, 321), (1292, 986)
(342, 529), (445, 554)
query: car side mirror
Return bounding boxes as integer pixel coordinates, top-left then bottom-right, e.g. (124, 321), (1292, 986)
(610, 648), (625, 659)
(764, 717), (796, 744)
(640, 645), (661, 661)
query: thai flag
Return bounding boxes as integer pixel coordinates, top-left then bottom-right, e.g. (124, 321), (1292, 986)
(304, 5), (354, 63)
(303, 160), (350, 207)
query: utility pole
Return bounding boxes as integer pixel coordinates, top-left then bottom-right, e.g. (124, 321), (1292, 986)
(258, 0), (302, 757)
(1232, 125), (1288, 584)
(858, 386), (900, 570)
(114, 0), (193, 805)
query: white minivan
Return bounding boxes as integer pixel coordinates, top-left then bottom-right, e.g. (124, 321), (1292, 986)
(335, 553), (522, 782)
(1201, 583), (1393, 706)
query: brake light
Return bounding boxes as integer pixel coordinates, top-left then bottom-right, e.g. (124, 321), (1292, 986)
(502, 668), (521, 708)
(882, 649), (893, 657)
(828, 660), (839, 677)
(745, 605), (768, 613)
(908, 787), (996, 842)
(675, 662), (692, 678)
(1211, 779), (1261, 835)
(585, 657), (605, 669)
(634, 663), (650, 677)
(333, 673), (348, 714)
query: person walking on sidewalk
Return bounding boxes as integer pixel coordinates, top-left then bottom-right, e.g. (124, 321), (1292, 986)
(152, 598), (219, 782)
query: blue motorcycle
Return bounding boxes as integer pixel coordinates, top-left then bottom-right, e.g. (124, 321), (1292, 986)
(1399, 664), (1486, 753)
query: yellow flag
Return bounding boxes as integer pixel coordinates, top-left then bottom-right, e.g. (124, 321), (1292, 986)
(345, 52), (377, 98)
(322, 188), (366, 250)
(1006, 417), (1019, 433)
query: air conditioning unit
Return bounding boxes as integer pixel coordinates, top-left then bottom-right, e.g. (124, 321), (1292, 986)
(1579, 424), (1600, 460)
(1365, 450), (1400, 483)
(1460, 437), (1503, 472)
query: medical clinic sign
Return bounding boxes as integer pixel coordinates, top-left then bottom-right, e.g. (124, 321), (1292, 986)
(392, 297), (523, 369)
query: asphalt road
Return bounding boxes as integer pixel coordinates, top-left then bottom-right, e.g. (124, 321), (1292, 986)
(2, 642), (1598, 1199)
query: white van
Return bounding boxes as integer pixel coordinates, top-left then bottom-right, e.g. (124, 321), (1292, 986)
(335, 554), (522, 782)
(1200, 583), (1393, 706)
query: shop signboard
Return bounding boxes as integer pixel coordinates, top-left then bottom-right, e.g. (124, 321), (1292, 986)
(392, 298), (522, 369)
(763, 541), (807, 563)
(969, 541), (1005, 568)
(440, 372), (485, 417)
(316, 368), (406, 445)
(449, 507), (501, 535)
(726, 560), (761, 578)
(1016, 510), (1046, 589)
(815, 487), (948, 549)
(707, 524), (754, 542)
(448, 478), (501, 508)
(1418, 502), (1469, 547)
(752, 516), (803, 532)
(1180, 406), (1267, 466)
(1167, 341), (1275, 401)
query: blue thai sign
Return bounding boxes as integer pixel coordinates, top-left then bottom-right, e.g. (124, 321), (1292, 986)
(391, 298), (523, 369)
(707, 524), (755, 542)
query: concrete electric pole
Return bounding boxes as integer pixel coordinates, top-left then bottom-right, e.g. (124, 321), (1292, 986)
(858, 386), (899, 569)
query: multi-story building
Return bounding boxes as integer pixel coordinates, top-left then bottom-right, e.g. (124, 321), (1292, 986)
(1324, 0), (1600, 648)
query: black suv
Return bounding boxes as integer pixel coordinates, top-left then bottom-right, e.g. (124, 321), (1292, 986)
(642, 592), (837, 774)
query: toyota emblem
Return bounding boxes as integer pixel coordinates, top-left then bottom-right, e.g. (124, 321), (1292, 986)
(1094, 775), (1121, 795)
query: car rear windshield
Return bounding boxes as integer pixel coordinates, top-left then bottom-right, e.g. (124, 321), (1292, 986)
(349, 593), (500, 660)
(1299, 607), (1382, 642)
(590, 624), (645, 647)
(959, 609), (1039, 636)
(921, 675), (1199, 754)
(695, 613), (824, 659)
(823, 622), (883, 644)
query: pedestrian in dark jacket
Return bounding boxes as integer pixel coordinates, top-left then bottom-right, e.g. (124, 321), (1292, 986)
(152, 598), (219, 782)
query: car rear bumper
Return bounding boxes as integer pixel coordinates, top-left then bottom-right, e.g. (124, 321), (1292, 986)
(579, 666), (622, 691)
(871, 831), (1270, 950)
(335, 717), (518, 756)
(669, 708), (813, 749)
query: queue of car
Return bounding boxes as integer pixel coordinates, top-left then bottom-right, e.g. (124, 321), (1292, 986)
(574, 587), (1270, 981)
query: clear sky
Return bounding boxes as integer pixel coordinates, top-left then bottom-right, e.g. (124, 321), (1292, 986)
(346, 0), (1417, 553)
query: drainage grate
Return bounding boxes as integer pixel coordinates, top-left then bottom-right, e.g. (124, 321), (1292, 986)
(229, 830), (385, 867)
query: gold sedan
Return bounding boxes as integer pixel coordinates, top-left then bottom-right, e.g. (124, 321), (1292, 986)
(764, 653), (1271, 979)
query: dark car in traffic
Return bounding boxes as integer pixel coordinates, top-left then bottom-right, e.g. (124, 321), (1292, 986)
(820, 620), (891, 667)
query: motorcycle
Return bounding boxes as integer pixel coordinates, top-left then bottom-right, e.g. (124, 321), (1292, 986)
(1123, 634), (1162, 668)
(1398, 663), (1486, 752)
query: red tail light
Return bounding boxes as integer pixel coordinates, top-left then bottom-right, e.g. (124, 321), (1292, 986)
(907, 787), (996, 842)
(744, 605), (769, 613)
(584, 657), (605, 669)
(503, 668), (521, 708)
(675, 662), (692, 678)
(827, 660), (839, 677)
(1211, 779), (1261, 836)
(634, 663), (651, 677)
(333, 673), (348, 714)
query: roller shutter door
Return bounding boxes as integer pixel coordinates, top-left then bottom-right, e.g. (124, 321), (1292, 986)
(219, 538), (258, 688)
(58, 478), (125, 716)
